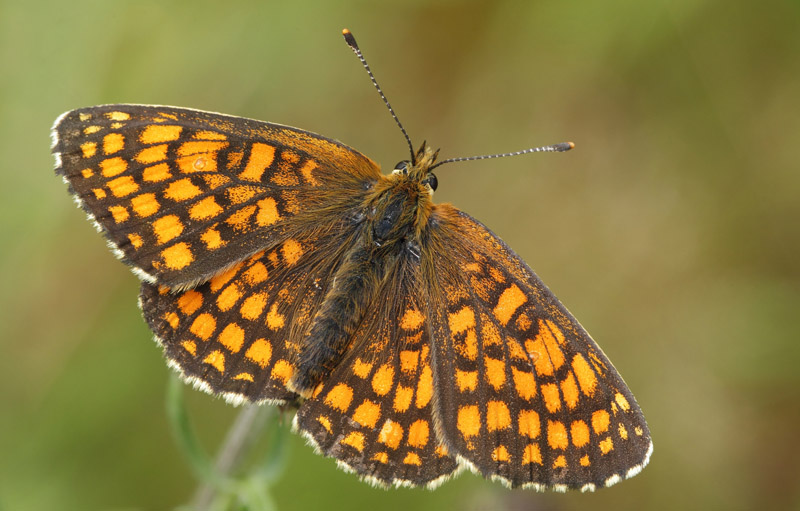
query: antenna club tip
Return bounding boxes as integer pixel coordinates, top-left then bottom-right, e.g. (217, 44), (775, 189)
(554, 141), (575, 152)
(342, 29), (358, 49)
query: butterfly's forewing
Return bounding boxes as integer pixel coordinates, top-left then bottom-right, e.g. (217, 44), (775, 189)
(52, 104), (380, 288)
(294, 254), (461, 487)
(422, 205), (652, 490)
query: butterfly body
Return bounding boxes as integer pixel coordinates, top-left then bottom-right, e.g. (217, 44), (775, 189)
(53, 103), (651, 490)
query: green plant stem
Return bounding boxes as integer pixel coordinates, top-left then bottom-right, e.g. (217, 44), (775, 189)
(191, 403), (275, 511)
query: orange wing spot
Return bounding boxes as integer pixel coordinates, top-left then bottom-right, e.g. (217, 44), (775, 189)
(190, 313), (216, 341)
(270, 166), (300, 186)
(218, 323), (245, 353)
(128, 233), (143, 249)
(266, 303), (285, 330)
(324, 383), (353, 412)
(399, 350), (419, 373)
(553, 455), (567, 469)
(508, 339), (528, 360)
(164, 178), (202, 201)
(110, 122), (124, 129)
(243, 261), (268, 285)
(516, 313), (532, 331)
(81, 142), (96, 158)
(107, 175), (138, 197)
(378, 419), (403, 450)
(103, 133), (124, 154)
(298, 159), (320, 186)
(352, 400), (381, 428)
(372, 452), (388, 464)
(618, 423), (629, 440)
(493, 284), (527, 325)
(486, 401), (511, 432)
(634, 426), (644, 437)
(522, 444), (542, 465)
(256, 197), (281, 226)
(580, 454), (590, 467)
(455, 369), (478, 392)
(545, 319), (566, 345)
(547, 420), (568, 450)
(83, 125), (101, 134)
(226, 185), (259, 204)
(210, 264), (240, 291)
(464, 262), (480, 272)
(155, 112), (178, 121)
(216, 283), (242, 312)
(571, 420), (590, 448)
(481, 320), (502, 346)
(161, 242), (194, 270)
(131, 193), (160, 217)
(592, 409), (610, 435)
(107, 111), (130, 121)
(561, 371), (580, 410)
(189, 196), (223, 220)
(177, 290), (203, 315)
(415, 365), (433, 408)
(518, 410), (541, 439)
(393, 384), (413, 412)
(140, 124), (182, 144)
(201, 174), (230, 190)
(448, 306), (475, 335)
(245, 339), (272, 367)
(457, 329), (478, 361)
(270, 359), (293, 383)
(492, 445), (510, 462)
(81, 168), (94, 178)
(400, 309), (424, 331)
(233, 372), (254, 382)
(489, 267), (506, 283)
(435, 445), (449, 457)
(341, 431), (365, 452)
(79, 112), (92, 121)
(599, 437), (614, 454)
(108, 205), (129, 223)
(225, 204), (256, 231)
(142, 163), (171, 182)
(407, 420), (429, 448)
(181, 340), (196, 355)
(92, 188), (106, 199)
(526, 323), (566, 376)
(164, 312), (180, 329)
(316, 415), (332, 434)
(352, 358), (373, 379)
(193, 130), (227, 141)
(541, 383), (562, 413)
(403, 452), (422, 466)
(512, 367), (537, 400)
(240, 292), (267, 320)
(572, 354), (598, 397)
(371, 364), (394, 396)
(457, 405), (481, 439)
(152, 215), (184, 244)
(282, 239), (303, 265)
(615, 392), (631, 411)
(203, 350), (226, 373)
(484, 357), (506, 390)
(240, 143), (275, 182)
(201, 227), (224, 250)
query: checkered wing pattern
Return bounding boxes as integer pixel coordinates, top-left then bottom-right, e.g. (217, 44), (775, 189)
(423, 205), (652, 491)
(52, 104), (380, 288)
(294, 254), (460, 487)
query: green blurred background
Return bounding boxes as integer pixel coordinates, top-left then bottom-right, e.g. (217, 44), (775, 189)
(2, 1), (798, 510)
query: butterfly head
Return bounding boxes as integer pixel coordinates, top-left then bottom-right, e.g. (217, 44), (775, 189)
(391, 141), (439, 195)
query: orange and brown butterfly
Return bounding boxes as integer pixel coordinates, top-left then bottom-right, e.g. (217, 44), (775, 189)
(50, 29), (651, 491)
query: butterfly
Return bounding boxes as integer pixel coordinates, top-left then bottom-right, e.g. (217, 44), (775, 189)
(50, 29), (651, 491)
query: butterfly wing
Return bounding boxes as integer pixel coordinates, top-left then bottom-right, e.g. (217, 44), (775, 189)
(294, 251), (461, 487)
(422, 205), (652, 491)
(52, 104), (381, 288)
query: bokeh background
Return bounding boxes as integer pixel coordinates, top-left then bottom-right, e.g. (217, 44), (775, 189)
(2, 1), (798, 510)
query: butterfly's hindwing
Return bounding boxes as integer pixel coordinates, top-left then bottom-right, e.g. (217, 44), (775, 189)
(52, 104), (381, 288)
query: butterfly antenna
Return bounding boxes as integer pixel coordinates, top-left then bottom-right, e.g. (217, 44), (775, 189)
(342, 29), (416, 163)
(429, 141), (575, 171)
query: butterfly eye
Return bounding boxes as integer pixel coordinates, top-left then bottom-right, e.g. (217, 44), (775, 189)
(422, 172), (438, 192)
(392, 161), (410, 175)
